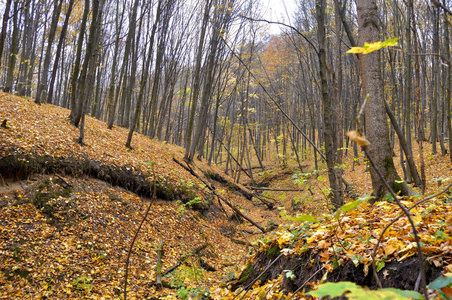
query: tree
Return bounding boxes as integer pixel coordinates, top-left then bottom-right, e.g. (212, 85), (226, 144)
(69, 0), (90, 121)
(356, 0), (410, 200)
(107, 0), (137, 129)
(126, 0), (164, 148)
(317, 0), (344, 209)
(0, 0), (12, 67)
(75, 0), (105, 144)
(184, 0), (213, 162)
(4, 0), (19, 93)
(188, 0), (233, 161)
(35, 0), (63, 104)
(46, 0), (75, 104)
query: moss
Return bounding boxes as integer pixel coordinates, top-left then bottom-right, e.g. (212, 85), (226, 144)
(236, 263), (257, 284)
(381, 155), (405, 195)
(32, 180), (73, 217)
(155, 182), (178, 200)
(266, 220), (279, 232)
(266, 244), (280, 259)
(390, 179), (404, 194)
(383, 156), (395, 172)
(2, 262), (32, 283)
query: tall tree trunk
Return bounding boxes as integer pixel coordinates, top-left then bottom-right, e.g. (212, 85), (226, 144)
(122, 0), (141, 129)
(106, 0), (124, 129)
(333, 0), (343, 165)
(76, 0), (104, 144)
(404, 0), (413, 182)
(184, 0), (212, 161)
(0, 0), (12, 67)
(431, 7), (439, 155)
(317, 0), (343, 209)
(4, 0), (19, 93)
(357, 0), (409, 200)
(126, 0), (163, 148)
(35, 0), (63, 104)
(109, 0), (137, 128)
(444, 1), (452, 163)
(69, 0), (89, 120)
(46, 0), (75, 104)
(17, 0), (34, 96)
(412, 6), (426, 193)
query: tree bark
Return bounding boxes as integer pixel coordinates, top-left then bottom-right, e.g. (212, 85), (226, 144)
(184, 0), (212, 161)
(46, 0), (75, 104)
(317, 0), (344, 209)
(35, 0), (63, 104)
(3, 0), (19, 93)
(126, 0), (163, 148)
(357, 0), (408, 200)
(69, 0), (90, 120)
(0, 0), (12, 67)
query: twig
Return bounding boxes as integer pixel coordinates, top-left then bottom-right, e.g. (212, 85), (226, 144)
(370, 181), (452, 287)
(251, 193), (275, 209)
(124, 165), (157, 300)
(233, 253), (284, 300)
(284, 266), (326, 300)
(239, 15), (319, 54)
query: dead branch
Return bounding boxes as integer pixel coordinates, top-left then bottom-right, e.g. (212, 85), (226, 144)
(174, 158), (266, 233)
(155, 239), (163, 290)
(247, 186), (304, 192)
(124, 165), (157, 300)
(162, 244), (208, 276)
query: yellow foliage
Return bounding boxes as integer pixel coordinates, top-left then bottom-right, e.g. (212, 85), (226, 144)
(346, 38), (399, 55)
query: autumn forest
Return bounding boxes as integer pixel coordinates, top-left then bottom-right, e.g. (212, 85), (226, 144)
(2, 0), (452, 298)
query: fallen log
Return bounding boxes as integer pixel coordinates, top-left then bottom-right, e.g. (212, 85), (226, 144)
(247, 186), (304, 192)
(173, 158), (266, 233)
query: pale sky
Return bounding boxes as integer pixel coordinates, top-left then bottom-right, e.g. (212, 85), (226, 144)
(263, 0), (298, 34)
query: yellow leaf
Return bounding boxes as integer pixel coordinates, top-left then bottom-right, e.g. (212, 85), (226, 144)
(346, 38), (399, 55)
(412, 215), (422, 224)
(346, 131), (370, 146)
(347, 46), (366, 54)
(277, 232), (293, 247)
(362, 41), (383, 54)
(447, 264), (452, 273)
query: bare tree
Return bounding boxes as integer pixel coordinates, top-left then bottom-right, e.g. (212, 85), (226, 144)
(35, 0), (63, 104)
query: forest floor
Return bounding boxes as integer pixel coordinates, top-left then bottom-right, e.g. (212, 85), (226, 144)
(1, 92), (452, 299)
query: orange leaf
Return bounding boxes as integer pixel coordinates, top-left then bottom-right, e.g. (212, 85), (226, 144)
(441, 287), (452, 299)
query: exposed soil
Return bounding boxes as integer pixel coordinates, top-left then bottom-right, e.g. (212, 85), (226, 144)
(233, 244), (443, 294)
(0, 147), (202, 206)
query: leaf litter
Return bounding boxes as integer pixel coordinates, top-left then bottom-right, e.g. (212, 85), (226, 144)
(2, 92), (452, 299)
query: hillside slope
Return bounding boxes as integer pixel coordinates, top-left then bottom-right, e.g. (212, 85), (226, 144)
(0, 93), (277, 298)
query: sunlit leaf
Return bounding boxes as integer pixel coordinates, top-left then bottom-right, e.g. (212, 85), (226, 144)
(347, 131), (370, 146)
(346, 38), (399, 55)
